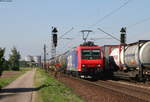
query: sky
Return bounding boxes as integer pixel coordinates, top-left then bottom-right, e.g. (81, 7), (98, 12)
(0, 0), (150, 59)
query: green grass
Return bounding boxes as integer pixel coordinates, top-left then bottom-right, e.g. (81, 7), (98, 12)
(0, 68), (32, 89)
(34, 69), (85, 102)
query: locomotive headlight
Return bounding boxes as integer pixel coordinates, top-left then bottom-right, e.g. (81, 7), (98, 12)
(82, 64), (86, 67)
(97, 64), (101, 67)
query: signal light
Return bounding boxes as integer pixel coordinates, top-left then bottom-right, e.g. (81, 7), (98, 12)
(120, 34), (126, 44)
(120, 27), (126, 44)
(53, 34), (57, 47)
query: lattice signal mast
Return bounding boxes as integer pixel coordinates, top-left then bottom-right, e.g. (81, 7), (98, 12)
(51, 27), (58, 58)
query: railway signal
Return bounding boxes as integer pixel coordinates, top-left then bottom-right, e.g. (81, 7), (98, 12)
(120, 27), (127, 44)
(52, 27), (58, 47)
(51, 27), (58, 58)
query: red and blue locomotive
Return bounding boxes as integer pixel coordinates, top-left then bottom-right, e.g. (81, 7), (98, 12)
(51, 41), (104, 78)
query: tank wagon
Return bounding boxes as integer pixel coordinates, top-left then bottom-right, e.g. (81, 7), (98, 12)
(104, 40), (150, 81)
(50, 41), (104, 79)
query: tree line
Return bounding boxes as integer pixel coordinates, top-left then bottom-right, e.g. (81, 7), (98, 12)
(0, 47), (20, 76)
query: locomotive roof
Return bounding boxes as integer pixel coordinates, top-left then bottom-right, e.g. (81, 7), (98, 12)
(80, 41), (97, 46)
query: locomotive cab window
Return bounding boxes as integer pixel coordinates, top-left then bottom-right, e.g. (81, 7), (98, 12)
(81, 49), (101, 59)
(82, 49), (90, 56)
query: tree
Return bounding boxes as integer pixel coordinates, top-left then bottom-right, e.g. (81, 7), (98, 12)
(20, 60), (29, 67)
(9, 47), (21, 71)
(3, 60), (10, 70)
(0, 48), (5, 76)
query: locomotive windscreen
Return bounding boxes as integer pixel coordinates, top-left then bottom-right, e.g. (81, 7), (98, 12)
(81, 49), (101, 59)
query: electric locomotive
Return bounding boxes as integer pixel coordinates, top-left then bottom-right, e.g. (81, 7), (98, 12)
(66, 41), (104, 78)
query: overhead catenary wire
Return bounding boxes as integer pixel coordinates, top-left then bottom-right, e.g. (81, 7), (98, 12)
(127, 16), (150, 29)
(57, 0), (133, 55)
(63, 31), (85, 53)
(90, 37), (112, 41)
(56, 27), (74, 55)
(59, 27), (74, 39)
(59, 0), (133, 52)
(97, 28), (120, 42)
(90, 0), (133, 27)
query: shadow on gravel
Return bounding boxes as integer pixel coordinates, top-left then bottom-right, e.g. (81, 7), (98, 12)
(0, 84), (51, 93)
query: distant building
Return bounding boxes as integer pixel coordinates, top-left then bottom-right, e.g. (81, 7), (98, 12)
(24, 55), (41, 67)
(24, 55), (33, 62)
(33, 56), (41, 63)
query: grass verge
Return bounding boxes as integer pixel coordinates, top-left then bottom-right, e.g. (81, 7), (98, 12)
(34, 68), (84, 102)
(0, 67), (32, 89)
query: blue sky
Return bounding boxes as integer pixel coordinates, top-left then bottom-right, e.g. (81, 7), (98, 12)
(0, 0), (150, 59)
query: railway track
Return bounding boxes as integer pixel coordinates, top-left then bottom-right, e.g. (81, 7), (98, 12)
(94, 80), (150, 102)
(61, 74), (150, 102)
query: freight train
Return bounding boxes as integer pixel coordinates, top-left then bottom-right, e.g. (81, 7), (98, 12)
(104, 40), (150, 81)
(48, 40), (150, 81)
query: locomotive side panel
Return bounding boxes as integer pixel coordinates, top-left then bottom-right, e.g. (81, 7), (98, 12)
(66, 48), (78, 71)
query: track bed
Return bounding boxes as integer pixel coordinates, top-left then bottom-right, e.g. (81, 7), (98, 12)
(54, 73), (149, 102)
